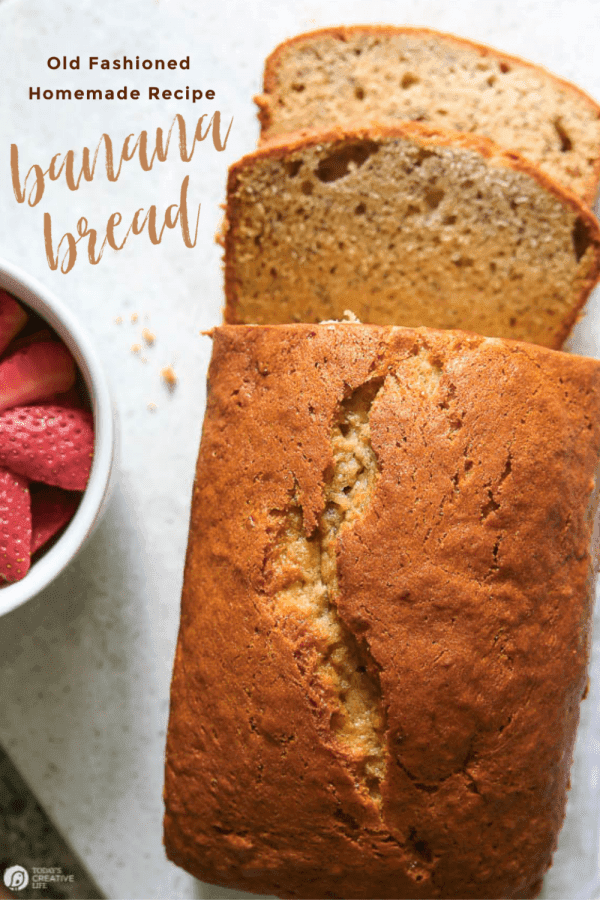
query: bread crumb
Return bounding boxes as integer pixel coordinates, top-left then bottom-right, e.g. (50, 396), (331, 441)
(142, 327), (156, 346)
(131, 343), (141, 354)
(320, 311), (362, 324)
(141, 356), (148, 364)
(161, 366), (177, 390)
(131, 313), (139, 323)
(147, 402), (157, 412)
(115, 316), (123, 325)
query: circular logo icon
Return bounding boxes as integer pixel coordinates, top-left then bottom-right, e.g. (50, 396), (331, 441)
(3, 865), (29, 891)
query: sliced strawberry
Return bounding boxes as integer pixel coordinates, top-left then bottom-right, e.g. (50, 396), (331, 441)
(0, 341), (76, 413)
(0, 290), (28, 357)
(4, 327), (54, 354)
(41, 386), (87, 409)
(0, 405), (94, 490)
(0, 467), (30, 582)
(31, 485), (80, 554)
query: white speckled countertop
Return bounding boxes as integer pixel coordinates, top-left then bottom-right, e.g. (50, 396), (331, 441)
(1, 1), (600, 898)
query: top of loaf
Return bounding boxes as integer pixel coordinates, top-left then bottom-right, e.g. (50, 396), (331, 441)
(256, 24), (600, 203)
(165, 322), (600, 900)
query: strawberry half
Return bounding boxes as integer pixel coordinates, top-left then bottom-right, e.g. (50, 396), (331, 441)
(0, 341), (76, 413)
(5, 328), (54, 354)
(31, 485), (81, 554)
(41, 386), (86, 409)
(0, 467), (31, 582)
(0, 405), (94, 491)
(0, 290), (27, 357)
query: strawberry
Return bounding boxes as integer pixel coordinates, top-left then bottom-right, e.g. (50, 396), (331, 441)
(30, 485), (80, 554)
(0, 290), (27, 356)
(0, 405), (94, 491)
(4, 327), (54, 354)
(0, 341), (76, 413)
(41, 386), (87, 409)
(0, 467), (31, 582)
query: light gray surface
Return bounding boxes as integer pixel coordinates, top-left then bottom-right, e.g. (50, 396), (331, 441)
(1, 1), (600, 899)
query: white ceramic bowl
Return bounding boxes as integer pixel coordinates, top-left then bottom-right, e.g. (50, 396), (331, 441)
(0, 258), (116, 616)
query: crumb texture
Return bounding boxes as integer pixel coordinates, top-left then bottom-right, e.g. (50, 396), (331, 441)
(164, 324), (600, 900)
(224, 127), (600, 348)
(257, 27), (600, 202)
(264, 380), (386, 802)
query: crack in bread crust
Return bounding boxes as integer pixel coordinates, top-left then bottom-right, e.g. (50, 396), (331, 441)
(263, 379), (387, 803)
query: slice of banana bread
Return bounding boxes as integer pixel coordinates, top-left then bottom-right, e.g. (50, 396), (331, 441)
(164, 323), (600, 899)
(255, 25), (600, 204)
(223, 123), (600, 348)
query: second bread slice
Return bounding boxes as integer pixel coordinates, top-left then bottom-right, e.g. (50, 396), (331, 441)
(223, 123), (600, 348)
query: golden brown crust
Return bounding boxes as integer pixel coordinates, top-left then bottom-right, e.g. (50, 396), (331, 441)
(164, 323), (600, 899)
(223, 123), (600, 345)
(256, 25), (600, 205)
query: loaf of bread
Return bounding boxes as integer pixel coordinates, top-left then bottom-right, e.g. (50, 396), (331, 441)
(223, 123), (600, 348)
(255, 25), (600, 204)
(164, 323), (600, 899)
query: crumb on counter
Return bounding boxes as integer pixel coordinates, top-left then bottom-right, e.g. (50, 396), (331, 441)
(142, 328), (156, 346)
(148, 402), (157, 412)
(115, 316), (123, 325)
(161, 366), (177, 391)
(131, 313), (139, 323)
(131, 344), (141, 354)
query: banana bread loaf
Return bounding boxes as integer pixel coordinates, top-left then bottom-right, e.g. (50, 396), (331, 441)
(256, 25), (600, 204)
(223, 123), (600, 347)
(164, 323), (600, 899)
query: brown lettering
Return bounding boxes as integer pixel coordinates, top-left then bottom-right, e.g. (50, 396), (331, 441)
(14, 114), (226, 271)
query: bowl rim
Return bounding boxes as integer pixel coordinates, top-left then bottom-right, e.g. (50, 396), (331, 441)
(0, 257), (115, 616)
